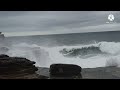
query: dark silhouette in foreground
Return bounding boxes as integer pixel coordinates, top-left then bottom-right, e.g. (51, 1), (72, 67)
(0, 54), (41, 79)
(49, 64), (82, 79)
(1, 54), (120, 79)
(0, 55), (82, 79)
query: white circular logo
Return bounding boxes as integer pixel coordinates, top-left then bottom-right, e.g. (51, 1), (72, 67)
(108, 14), (114, 22)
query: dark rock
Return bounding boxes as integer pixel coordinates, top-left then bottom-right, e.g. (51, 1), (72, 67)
(36, 66), (120, 79)
(38, 75), (49, 79)
(0, 54), (39, 79)
(49, 64), (82, 79)
(0, 54), (9, 58)
(0, 57), (36, 67)
(0, 73), (41, 79)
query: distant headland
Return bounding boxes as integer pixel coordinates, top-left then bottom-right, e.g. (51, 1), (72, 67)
(0, 32), (5, 39)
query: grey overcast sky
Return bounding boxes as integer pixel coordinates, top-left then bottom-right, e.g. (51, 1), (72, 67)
(0, 11), (120, 37)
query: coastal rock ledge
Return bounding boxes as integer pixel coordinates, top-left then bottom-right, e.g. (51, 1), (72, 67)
(0, 54), (48, 79)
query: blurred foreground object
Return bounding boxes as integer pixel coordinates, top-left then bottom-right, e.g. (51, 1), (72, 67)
(49, 64), (82, 79)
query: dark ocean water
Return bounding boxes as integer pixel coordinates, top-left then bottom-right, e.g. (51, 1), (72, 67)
(5, 31), (120, 47)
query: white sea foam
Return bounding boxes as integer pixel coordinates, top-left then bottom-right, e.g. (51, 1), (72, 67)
(4, 41), (120, 68)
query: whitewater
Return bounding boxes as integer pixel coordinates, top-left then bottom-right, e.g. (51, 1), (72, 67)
(2, 41), (120, 68)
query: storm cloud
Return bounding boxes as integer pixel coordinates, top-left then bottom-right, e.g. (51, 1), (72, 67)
(0, 11), (120, 36)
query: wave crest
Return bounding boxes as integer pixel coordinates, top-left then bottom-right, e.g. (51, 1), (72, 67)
(59, 41), (120, 58)
(60, 46), (104, 57)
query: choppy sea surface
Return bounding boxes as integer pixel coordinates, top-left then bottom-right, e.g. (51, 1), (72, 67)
(1, 31), (120, 68)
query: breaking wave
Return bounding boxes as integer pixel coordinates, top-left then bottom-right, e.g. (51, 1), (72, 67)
(60, 41), (120, 57)
(2, 41), (120, 68)
(60, 46), (105, 58)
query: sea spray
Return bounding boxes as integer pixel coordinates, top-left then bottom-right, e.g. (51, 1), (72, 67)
(3, 41), (120, 68)
(6, 43), (50, 67)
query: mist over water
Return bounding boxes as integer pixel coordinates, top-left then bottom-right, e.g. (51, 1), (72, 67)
(2, 31), (120, 68)
(3, 41), (120, 68)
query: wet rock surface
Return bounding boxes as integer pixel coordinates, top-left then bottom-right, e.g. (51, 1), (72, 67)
(81, 66), (120, 79)
(0, 54), (42, 79)
(37, 66), (120, 79)
(1, 54), (120, 79)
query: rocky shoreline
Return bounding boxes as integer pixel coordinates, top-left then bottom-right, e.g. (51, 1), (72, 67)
(36, 66), (120, 79)
(0, 54), (46, 79)
(0, 54), (120, 79)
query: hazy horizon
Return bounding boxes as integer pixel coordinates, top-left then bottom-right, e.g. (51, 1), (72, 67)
(0, 11), (120, 37)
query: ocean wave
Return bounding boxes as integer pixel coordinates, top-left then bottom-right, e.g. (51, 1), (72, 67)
(6, 43), (50, 67)
(60, 46), (104, 58)
(2, 41), (120, 68)
(59, 41), (120, 58)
